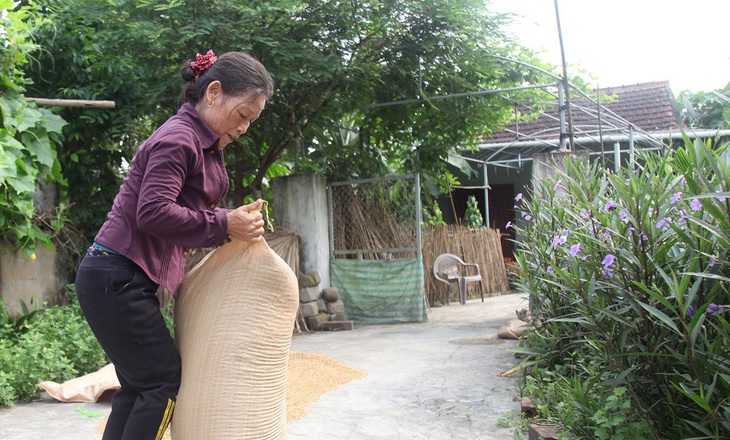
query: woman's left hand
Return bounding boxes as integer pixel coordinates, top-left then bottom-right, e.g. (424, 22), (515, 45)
(226, 199), (265, 242)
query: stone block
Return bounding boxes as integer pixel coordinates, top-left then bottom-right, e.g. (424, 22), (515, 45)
(299, 286), (321, 303)
(298, 271), (321, 288)
(528, 424), (562, 440)
(521, 398), (537, 419)
(317, 298), (326, 313)
(326, 300), (345, 316)
(320, 321), (354, 331)
(322, 287), (339, 302)
(306, 313), (329, 331)
(299, 301), (319, 318)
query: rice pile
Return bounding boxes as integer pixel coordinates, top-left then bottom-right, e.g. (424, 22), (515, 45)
(97, 351), (367, 438)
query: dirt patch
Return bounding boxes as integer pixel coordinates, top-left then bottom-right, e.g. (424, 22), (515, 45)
(97, 351), (367, 438)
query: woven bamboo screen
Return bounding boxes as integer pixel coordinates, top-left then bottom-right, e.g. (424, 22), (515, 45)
(422, 225), (511, 305)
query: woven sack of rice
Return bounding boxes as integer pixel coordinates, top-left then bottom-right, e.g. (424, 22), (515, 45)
(172, 238), (299, 440)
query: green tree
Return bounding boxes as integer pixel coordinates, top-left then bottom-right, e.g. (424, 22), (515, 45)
(463, 195), (483, 227)
(679, 83), (730, 129)
(26, 0), (550, 240)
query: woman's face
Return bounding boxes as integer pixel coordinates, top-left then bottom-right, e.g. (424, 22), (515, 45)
(200, 82), (266, 148)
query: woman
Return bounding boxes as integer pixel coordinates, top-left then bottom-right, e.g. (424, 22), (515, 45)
(75, 50), (275, 440)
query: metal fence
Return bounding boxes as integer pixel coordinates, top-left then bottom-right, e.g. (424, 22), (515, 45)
(328, 174), (422, 260)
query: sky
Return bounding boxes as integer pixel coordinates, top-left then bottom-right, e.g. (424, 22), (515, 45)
(488, 0), (730, 94)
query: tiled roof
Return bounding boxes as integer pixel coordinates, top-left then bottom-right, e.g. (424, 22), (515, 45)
(485, 81), (684, 143)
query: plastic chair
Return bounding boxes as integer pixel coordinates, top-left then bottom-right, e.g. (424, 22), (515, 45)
(432, 253), (485, 305)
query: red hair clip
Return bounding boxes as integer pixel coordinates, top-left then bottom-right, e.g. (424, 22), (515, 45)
(190, 50), (218, 80)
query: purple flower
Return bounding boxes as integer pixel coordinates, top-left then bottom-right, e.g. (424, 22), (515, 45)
(604, 201), (619, 211)
(628, 227), (636, 233)
(656, 218), (672, 231)
(547, 266), (554, 274)
(551, 233), (568, 249)
(602, 254), (615, 268)
(569, 244), (581, 257)
(670, 192), (682, 204)
(690, 198), (702, 211)
(521, 211), (533, 221)
(619, 210), (630, 223)
(648, 207), (654, 216)
(687, 305), (695, 319)
(551, 235), (561, 249)
(680, 177), (686, 186)
(515, 193), (523, 202)
(505, 221), (513, 229)
(602, 268), (614, 278)
(580, 209), (591, 219)
(717, 191), (726, 202)
(706, 303), (724, 315)
(641, 233), (648, 241)
(604, 230), (611, 238)
(708, 254), (717, 268)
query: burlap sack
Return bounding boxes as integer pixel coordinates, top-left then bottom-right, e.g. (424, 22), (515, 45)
(38, 363), (119, 403)
(172, 238), (299, 440)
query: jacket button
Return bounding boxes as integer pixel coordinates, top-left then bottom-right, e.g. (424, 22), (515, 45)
(210, 203), (216, 209)
(183, 251), (188, 257)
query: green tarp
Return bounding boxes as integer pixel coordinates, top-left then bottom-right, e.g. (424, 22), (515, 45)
(330, 258), (429, 324)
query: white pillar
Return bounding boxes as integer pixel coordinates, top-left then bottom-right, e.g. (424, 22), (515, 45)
(271, 174), (331, 288)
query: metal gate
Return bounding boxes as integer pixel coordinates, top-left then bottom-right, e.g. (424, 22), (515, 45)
(328, 174), (428, 323)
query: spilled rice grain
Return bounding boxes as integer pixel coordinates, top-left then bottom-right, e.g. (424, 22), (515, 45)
(97, 351), (367, 438)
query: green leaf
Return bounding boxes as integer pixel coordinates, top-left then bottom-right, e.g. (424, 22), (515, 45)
(637, 301), (681, 335)
(75, 405), (105, 418)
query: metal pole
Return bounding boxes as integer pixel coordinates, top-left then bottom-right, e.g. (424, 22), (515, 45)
(629, 125), (635, 169)
(554, 0), (574, 151)
(327, 184), (334, 261)
(558, 82), (567, 150)
(415, 174), (423, 262)
(483, 162), (490, 228)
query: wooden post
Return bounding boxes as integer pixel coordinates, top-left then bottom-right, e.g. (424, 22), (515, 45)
(24, 98), (116, 109)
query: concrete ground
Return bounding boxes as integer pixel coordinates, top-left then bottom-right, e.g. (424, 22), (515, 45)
(0, 292), (528, 440)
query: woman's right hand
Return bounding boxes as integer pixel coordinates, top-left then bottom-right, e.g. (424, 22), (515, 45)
(226, 199), (265, 243)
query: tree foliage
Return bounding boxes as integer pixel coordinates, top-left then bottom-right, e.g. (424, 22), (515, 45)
(24, 0), (548, 239)
(679, 83), (730, 130)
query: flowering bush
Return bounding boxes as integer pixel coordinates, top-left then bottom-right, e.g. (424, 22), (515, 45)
(512, 138), (730, 439)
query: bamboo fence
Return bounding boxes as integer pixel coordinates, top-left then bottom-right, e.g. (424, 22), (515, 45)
(423, 225), (511, 306)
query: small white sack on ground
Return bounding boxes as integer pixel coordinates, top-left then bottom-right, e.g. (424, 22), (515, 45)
(37, 363), (119, 403)
(497, 318), (529, 340)
(172, 238), (299, 440)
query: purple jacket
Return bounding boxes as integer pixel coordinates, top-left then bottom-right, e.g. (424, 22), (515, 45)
(95, 103), (230, 296)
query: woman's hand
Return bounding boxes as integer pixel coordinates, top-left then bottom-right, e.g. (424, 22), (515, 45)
(227, 199), (265, 243)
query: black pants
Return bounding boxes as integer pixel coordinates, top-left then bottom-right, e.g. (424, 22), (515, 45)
(75, 253), (181, 440)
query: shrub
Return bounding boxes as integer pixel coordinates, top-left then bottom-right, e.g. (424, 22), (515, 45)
(512, 137), (730, 439)
(0, 285), (108, 406)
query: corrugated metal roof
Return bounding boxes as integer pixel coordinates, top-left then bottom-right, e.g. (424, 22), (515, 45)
(466, 81), (684, 167)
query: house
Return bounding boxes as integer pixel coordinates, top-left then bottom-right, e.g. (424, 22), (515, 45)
(444, 81), (729, 258)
